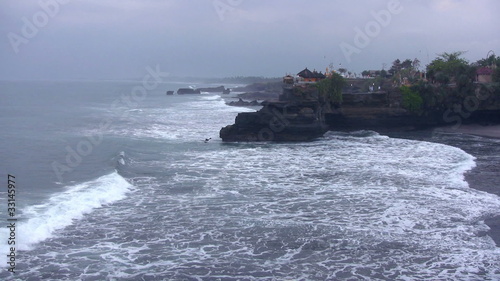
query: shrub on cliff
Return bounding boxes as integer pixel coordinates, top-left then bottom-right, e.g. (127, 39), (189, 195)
(493, 68), (500, 83)
(317, 73), (346, 105)
(410, 82), (440, 111)
(401, 86), (423, 114)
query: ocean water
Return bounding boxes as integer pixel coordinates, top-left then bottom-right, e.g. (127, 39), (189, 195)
(0, 80), (499, 280)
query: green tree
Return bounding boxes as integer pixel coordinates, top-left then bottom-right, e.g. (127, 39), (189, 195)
(494, 68), (500, 83)
(317, 73), (346, 104)
(426, 51), (472, 85)
(391, 58), (422, 86)
(389, 59), (401, 75)
(401, 86), (423, 114)
(411, 81), (445, 111)
(401, 59), (413, 69)
(476, 54), (500, 67)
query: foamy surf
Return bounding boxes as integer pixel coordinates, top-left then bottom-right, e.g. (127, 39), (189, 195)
(0, 171), (133, 266)
(199, 94), (222, 100)
(3, 81), (500, 280)
(107, 94), (256, 141)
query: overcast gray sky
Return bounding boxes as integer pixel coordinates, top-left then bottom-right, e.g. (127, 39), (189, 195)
(1, 0), (499, 80)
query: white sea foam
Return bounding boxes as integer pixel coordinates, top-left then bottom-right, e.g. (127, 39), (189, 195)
(199, 94), (222, 101)
(3, 133), (499, 280)
(0, 171), (133, 266)
(104, 94), (255, 142)
(4, 86), (500, 279)
(158, 132), (500, 279)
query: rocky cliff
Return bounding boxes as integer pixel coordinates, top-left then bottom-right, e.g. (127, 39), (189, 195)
(220, 84), (330, 142)
(221, 80), (500, 141)
(327, 85), (500, 131)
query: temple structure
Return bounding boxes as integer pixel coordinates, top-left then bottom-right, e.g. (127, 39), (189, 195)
(220, 70), (330, 142)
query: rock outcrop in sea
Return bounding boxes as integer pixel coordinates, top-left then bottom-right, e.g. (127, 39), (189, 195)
(220, 81), (331, 141)
(175, 86), (230, 95)
(177, 88), (201, 95)
(226, 98), (261, 107)
(220, 73), (500, 141)
(197, 86), (226, 93)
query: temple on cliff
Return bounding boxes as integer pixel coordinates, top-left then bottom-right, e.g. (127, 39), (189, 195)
(220, 70), (330, 142)
(296, 68), (326, 83)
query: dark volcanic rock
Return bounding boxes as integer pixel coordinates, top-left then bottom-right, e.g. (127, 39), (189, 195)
(177, 88), (201, 95)
(342, 92), (388, 107)
(220, 101), (328, 142)
(227, 98), (261, 107)
(237, 92), (280, 100)
(221, 80), (500, 140)
(198, 86), (226, 92)
(326, 107), (500, 132)
(221, 82), (332, 142)
(326, 107), (429, 132)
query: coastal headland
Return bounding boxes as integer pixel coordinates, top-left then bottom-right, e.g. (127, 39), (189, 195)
(220, 53), (500, 141)
(218, 53), (500, 247)
(220, 79), (500, 142)
(219, 76), (500, 249)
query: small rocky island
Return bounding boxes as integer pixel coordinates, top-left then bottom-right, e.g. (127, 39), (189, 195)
(171, 86), (230, 95)
(220, 70), (339, 141)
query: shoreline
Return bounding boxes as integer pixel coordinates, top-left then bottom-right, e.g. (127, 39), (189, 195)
(466, 162), (500, 247)
(459, 127), (500, 247)
(387, 125), (500, 247)
(356, 124), (500, 247)
(226, 102), (500, 246)
(432, 126), (500, 246)
(435, 124), (500, 140)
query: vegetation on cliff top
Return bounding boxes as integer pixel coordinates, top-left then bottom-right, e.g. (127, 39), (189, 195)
(359, 51), (500, 114)
(229, 51), (500, 116)
(400, 86), (423, 114)
(316, 72), (346, 105)
(419, 52), (498, 112)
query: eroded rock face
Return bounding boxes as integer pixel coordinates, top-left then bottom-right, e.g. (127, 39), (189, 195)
(221, 80), (500, 140)
(220, 82), (334, 142)
(198, 86), (226, 92)
(226, 98), (261, 107)
(220, 101), (329, 142)
(177, 88), (201, 95)
(325, 107), (439, 132)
